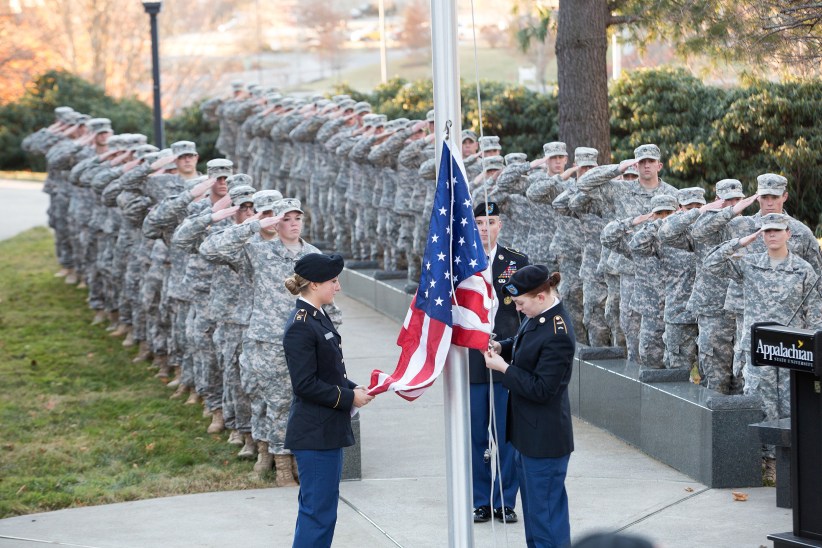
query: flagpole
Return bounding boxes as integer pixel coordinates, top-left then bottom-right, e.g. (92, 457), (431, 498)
(430, 1), (473, 547)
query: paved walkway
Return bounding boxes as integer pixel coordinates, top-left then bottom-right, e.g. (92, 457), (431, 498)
(0, 179), (48, 241)
(0, 293), (790, 547)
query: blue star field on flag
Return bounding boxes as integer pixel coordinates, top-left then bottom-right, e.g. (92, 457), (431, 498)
(414, 142), (488, 324)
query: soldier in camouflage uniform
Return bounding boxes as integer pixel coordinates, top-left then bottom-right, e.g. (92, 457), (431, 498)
(660, 180), (746, 393)
(200, 183), (280, 458)
(704, 212), (822, 472)
(202, 196), (340, 485)
(578, 144), (678, 362)
(522, 142), (566, 272)
(172, 159), (234, 433)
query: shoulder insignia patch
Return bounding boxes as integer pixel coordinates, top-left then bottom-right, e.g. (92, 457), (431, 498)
(553, 315), (567, 334)
(295, 309), (307, 322)
(508, 247), (527, 257)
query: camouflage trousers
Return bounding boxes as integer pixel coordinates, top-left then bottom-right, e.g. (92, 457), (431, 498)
(604, 273), (625, 348)
(664, 322), (698, 370)
(743, 350), (789, 459)
(619, 274), (641, 364)
(67, 203), (89, 278)
(52, 189), (75, 269)
(697, 312), (735, 394)
(582, 272), (610, 347)
(128, 239), (153, 342)
(557, 255), (586, 345)
(240, 339), (292, 455)
(186, 296), (222, 412)
(140, 260), (168, 356)
(377, 209), (402, 271)
(732, 313), (747, 379)
(214, 322), (251, 433)
(331, 187), (352, 256)
(86, 231), (104, 310)
(169, 298), (194, 387)
(355, 206), (379, 261)
(97, 232), (120, 313)
(638, 314), (666, 368)
(113, 227), (140, 327)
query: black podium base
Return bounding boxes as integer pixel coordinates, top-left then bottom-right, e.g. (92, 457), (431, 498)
(769, 532), (822, 547)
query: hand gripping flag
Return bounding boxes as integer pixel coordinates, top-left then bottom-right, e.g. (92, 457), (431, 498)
(369, 141), (495, 400)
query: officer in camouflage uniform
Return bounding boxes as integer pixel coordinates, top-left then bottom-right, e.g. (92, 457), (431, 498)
(661, 180), (746, 393)
(704, 212), (822, 476)
(578, 144), (678, 363)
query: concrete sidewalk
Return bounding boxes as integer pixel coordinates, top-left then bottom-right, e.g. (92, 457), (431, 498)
(0, 294), (790, 548)
(0, 179), (48, 241)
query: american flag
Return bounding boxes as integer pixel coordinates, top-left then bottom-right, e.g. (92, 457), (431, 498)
(369, 141), (495, 400)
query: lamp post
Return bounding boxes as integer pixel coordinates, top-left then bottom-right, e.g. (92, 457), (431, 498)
(142, 1), (164, 148)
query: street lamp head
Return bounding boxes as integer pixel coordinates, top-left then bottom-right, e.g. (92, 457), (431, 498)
(142, 1), (162, 15)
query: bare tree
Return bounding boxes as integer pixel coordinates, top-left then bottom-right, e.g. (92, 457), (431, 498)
(400, 0), (431, 52)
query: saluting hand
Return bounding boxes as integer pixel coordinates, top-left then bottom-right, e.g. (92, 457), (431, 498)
(211, 205), (239, 222)
(258, 214), (284, 231)
(618, 158), (639, 172)
(740, 228), (762, 247)
(632, 211), (654, 226)
(243, 212), (262, 224)
(732, 194), (758, 216)
(699, 198), (725, 212)
(211, 194), (233, 212)
(150, 155), (175, 171)
(190, 177), (216, 199)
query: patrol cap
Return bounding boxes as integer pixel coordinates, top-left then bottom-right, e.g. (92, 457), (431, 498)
(135, 144), (159, 160)
(226, 173), (253, 190)
(715, 179), (745, 200)
(543, 142), (567, 158)
(252, 190), (282, 213)
(425, 109), (435, 122)
(634, 144), (661, 162)
(105, 135), (124, 151)
(229, 185), (256, 207)
(54, 106), (74, 118)
(353, 101), (372, 114)
(172, 140), (198, 158)
(650, 194), (678, 213)
(87, 118), (113, 134)
(461, 129), (478, 142)
(231, 80), (244, 92)
(677, 186), (706, 206)
(760, 212), (791, 231)
(295, 253), (345, 283)
(71, 113), (91, 125)
(756, 173), (788, 196)
(362, 114), (378, 127)
(185, 175), (209, 190)
(473, 202), (501, 217)
(482, 156), (505, 171)
(338, 99), (357, 110)
(274, 197), (303, 216)
(129, 134), (148, 148)
(372, 114), (388, 128)
(505, 152), (528, 165)
(143, 149), (166, 165)
(479, 136), (501, 152)
(503, 264), (551, 296)
(332, 94), (352, 104)
(206, 158), (233, 178)
(574, 147), (598, 167)
(623, 164), (639, 177)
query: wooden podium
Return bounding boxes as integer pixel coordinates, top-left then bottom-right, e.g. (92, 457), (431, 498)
(751, 323), (822, 548)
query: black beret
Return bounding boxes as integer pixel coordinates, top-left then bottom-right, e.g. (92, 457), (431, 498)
(294, 253), (344, 283)
(503, 264), (550, 296)
(473, 201), (501, 218)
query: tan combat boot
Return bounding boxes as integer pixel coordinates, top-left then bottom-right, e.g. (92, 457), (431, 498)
(109, 322), (129, 338)
(165, 366), (182, 387)
(185, 392), (202, 405)
(170, 383), (189, 400)
(290, 454), (300, 484)
(253, 442), (273, 475)
(207, 409), (225, 434)
(131, 341), (152, 363)
(237, 433), (257, 459)
(64, 269), (78, 285)
(54, 268), (70, 278)
(105, 311), (120, 331)
(121, 328), (135, 347)
(227, 430), (243, 445)
(91, 310), (107, 326)
(153, 355), (171, 380)
(763, 457), (777, 485)
(274, 455), (298, 487)
(76, 279), (87, 289)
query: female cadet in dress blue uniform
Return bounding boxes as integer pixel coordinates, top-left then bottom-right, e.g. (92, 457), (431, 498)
(484, 265), (575, 548)
(282, 253), (374, 548)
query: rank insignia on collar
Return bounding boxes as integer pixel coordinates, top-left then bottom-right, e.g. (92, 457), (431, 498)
(295, 309), (307, 322)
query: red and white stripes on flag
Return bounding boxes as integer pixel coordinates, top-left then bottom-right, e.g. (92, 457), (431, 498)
(368, 142), (495, 401)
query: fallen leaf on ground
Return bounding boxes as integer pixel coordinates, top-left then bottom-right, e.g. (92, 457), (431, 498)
(685, 487), (694, 492)
(145, 442), (155, 452)
(732, 491), (748, 501)
(16, 485), (27, 495)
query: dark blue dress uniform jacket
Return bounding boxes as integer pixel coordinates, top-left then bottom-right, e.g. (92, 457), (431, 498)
(468, 245), (529, 384)
(498, 301), (576, 459)
(283, 299), (358, 451)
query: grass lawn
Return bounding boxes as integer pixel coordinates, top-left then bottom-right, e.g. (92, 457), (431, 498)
(0, 227), (270, 518)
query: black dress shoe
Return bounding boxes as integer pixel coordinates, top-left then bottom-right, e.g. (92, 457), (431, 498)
(494, 506), (518, 523)
(473, 506), (492, 523)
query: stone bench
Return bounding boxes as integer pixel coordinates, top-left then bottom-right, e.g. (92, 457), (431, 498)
(749, 418), (791, 508)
